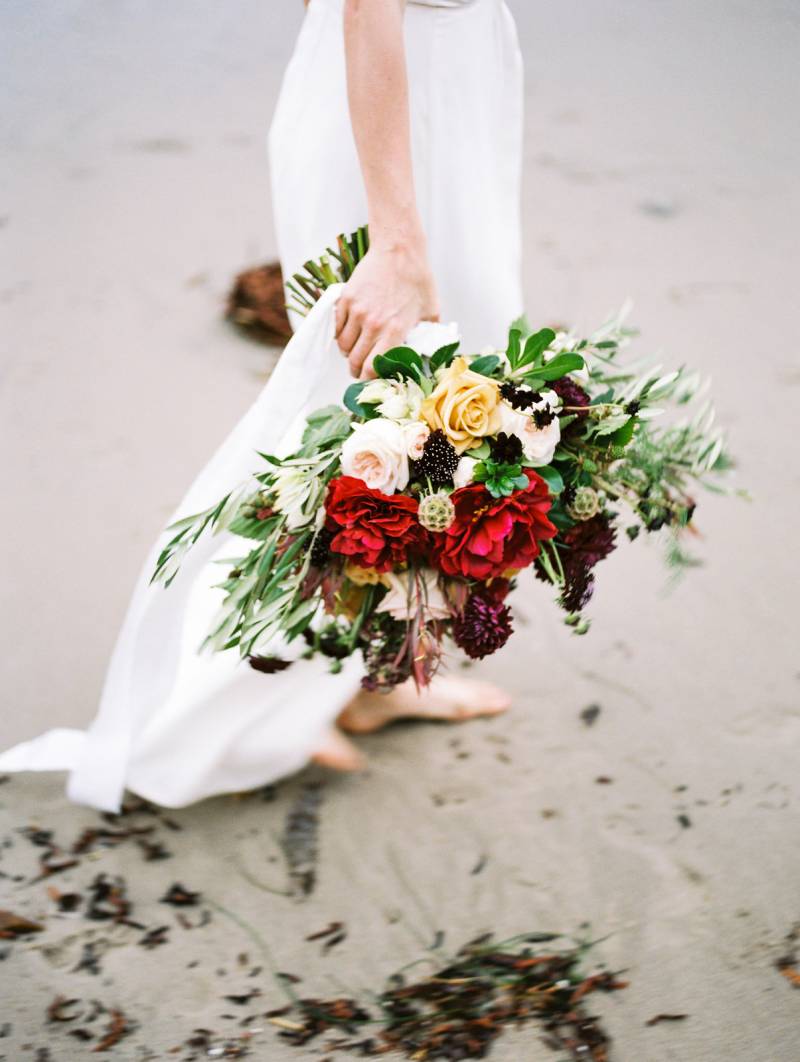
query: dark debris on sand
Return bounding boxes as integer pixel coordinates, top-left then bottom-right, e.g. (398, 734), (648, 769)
(775, 923), (800, 989)
(267, 931), (627, 1060)
(281, 782), (325, 897)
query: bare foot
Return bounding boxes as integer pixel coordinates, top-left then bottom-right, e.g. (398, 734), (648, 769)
(310, 726), (367, 771)
(337, 675), (511, 735)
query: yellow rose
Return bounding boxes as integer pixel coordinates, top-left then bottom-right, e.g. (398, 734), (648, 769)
(343, 562), (384, 587)
(420, 356), (502, 453)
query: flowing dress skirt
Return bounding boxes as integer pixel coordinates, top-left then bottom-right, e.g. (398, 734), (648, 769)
(0, 0), (524, 811)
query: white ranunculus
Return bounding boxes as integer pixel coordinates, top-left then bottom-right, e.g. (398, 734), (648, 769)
(272, 464), (320, 529)
(403, 420), (430, 460)
(377, 569), (451, 621)
(453, 455), (478, 489)
(360, 378), (425, 422)
(405, 319), (460, 357)
(498, 390), (561, 466)
(340, 417), (410, 494)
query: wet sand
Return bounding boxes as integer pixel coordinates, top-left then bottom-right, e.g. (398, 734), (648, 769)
(1, 1), (799, 1058)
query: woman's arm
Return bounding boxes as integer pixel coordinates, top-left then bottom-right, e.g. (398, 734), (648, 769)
(335, 0), (439, 379)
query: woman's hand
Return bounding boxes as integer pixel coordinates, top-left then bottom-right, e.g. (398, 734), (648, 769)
(335, 230), (439, 379)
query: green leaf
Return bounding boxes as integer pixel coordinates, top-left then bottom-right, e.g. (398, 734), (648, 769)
(594, 414), (631, 436)
(549, 508), (576, 531)
(520, 376), (546, 391)
(372, 345), (424, 382)
(509, 313), (532, 339)
(430, 341), (459, 372)
(536, 353), (585, 382)
(465, 442), (491, 460)
(469, 354), (501, 377)
(533, 465), (564, 494)
(610, 418), (636, 447)
(254, 450), (281, 466)
(227, 514), (279, 541)
(517, 328), (556, 371)
(506, 328), (522, 370)
(301, 405), (351, 449)
(342, 381), (378, 419)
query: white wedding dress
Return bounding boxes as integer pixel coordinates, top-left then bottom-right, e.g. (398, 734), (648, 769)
(0, 0), (524, 812)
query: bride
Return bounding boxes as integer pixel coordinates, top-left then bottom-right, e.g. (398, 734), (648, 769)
(0, 0), (525, 810)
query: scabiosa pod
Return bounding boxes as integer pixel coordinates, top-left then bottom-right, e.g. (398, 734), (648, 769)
(417, 492), (456, 533)
(567, 485), (600, 521)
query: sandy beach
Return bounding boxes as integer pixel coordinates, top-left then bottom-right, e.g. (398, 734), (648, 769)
(1, 1), (799, 1058)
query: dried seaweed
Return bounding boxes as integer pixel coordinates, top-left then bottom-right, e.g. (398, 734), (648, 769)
(580, 704), (602, 727)
(181, 1027), (254, 1058)
(72, 942), (102, 975)
(269, 931), (626, 1059)
(85, 873), (144, 928)
(92, 1008), (131, 1052)
(46, 996), (83, 1022)
(18, 826), (81, 882)
(775, 923), (800, 988)
(226, 261), (293, 346)
(46, 885), (83, 912)
(223, 988), (262, 1005)
(136, 836), (173, 860)
(161, 882), (201, 906)
(306, 922), (347, 953)
(0, 909), (44, 937)
(139, 925), (170, 949)
(72, 824), (156, 854)
(645, 1013), (688, 1026)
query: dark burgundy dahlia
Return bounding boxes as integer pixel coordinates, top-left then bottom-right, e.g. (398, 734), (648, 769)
(452, 592), (514, 659)
(549, 375), (591, 418)
(537, 513), (617, 614)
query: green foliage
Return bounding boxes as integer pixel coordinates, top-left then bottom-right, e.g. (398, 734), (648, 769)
(372, 345), (425, 384)
(472, 457), (530, 498)
(300, 406), (351, 452)
(469, 354), (502, 377)
(533, 465), (564, 494)
(286, 225), (370, 316)
(343, 381), (379, 419)
(430, 341), (460, 372)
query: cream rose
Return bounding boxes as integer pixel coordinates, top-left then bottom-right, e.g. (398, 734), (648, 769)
(403, 420), (430, 460)
(497, 390), (561, 466)
(420, 356), (502, 453)
(340, 418), (410, 494)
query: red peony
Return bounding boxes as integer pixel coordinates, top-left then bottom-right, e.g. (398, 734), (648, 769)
(324, 476), (428, 572)
(434, 470), (557, 580)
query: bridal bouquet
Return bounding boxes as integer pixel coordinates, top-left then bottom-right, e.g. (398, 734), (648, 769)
(153, 230), (733, 691)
